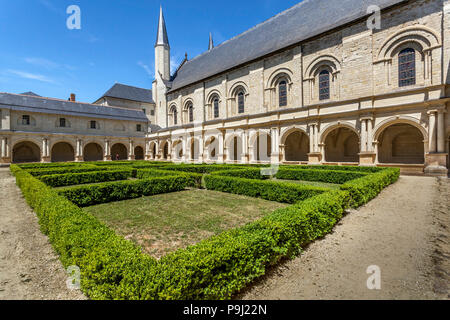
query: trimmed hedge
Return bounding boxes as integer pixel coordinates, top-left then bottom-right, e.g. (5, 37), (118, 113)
(340, 168), (400, 208)
(137, 169), (203, 189)
(275, 168), (368, 184)
(210, 168), (268, 180)
(160, 164), (248, 174)
(59, 176), (189, 207)
(39, 170), (134, 188)
(282, 164), (384, 173)
(204, 175), (327, 204)
(10, 164), (400, 300)
(26, 166), (107, 177)
(10, 165), (158, 300)
(18, 163), (82, 170)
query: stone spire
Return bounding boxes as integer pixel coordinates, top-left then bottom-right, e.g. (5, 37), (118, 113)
(155, 6), (169, 48)
(208, 32), (214, 51)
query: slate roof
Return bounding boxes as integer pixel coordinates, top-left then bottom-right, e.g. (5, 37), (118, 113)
(20, 92), (41, 97)
(0, 92), (148, 122)
(169, 0), (406, 92)
(155, 6), (170, 47)
(98, 83), (154, 104)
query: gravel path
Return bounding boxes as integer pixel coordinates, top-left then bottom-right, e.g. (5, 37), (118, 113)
(240, 176), (449, 300)
(0, 168), (85, 300)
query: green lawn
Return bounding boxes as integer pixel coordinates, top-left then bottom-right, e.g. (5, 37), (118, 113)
(84, 189), (287, 259)
(271, 178), (341, 189)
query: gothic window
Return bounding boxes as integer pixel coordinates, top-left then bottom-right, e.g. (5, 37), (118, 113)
(399, 48), (416, 87)
(279, 80), (287, 107)
(213, 98), (219, 118)
(319, 70), (330, 101)
(238, 92), (245, 114)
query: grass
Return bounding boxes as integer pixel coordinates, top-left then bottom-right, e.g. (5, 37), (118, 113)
(84, 189), (287, 259)
(271, 178), (341, 189)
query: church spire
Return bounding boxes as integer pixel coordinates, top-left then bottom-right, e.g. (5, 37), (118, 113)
(155, 6), (169, 48)
(208, 32), (214, 51)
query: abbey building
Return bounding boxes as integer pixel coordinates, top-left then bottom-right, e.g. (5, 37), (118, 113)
(1, 0), (449, 175)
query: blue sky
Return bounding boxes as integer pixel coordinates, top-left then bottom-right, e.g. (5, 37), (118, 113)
(0, 0), (301, 103)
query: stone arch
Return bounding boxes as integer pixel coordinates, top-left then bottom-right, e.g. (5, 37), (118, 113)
(169, 104), (178, 126)
(376, 26), (440, 61)
(51, 142), (75, 163)
(134, 146), (144, 160)
(84, 142), (103, 162)
(206, 90), (222, 120)
(205, 136), (219, 161)
(160, 141), (169, 160)
(172, 140), (183, 160)
(190, 138), (200, 161)
(374, 117), (428, 143)
(376, 122), (426, 165)
(111, 143), (128, 161)
(305, 54), (341, 78)
(322, 125), (360, 163)
(282, 128), (310, 162)
(12, 141), (41, 163)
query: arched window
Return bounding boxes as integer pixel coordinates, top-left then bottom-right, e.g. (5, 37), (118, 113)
(171, 106), (178, 125)
(319, 70), (330, 101)
(279, 81), (287, 107)
(238, 92), (245, 114)
(188, 103), (194, 123)
(399, 48), (416, 87)
(213, 98), (219, 118)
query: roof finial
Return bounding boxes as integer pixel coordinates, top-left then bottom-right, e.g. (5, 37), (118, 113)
(208, 32), (214, 51)
(155, 5), (169, 47)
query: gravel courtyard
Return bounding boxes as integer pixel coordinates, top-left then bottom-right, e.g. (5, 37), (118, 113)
(0, 167), (448, 300)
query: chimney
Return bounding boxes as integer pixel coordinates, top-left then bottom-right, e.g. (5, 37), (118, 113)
(70, 93), (76, 102)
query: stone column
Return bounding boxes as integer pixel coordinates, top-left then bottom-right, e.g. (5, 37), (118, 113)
(271, 127), (280, 164)
(428, 111), (437, 153)
(104, 140), (111, 161)
(1, 137), (5, 158)
(308, 123), (322, 164)
(75, 139), (83, 162)
(360, 120), (367, 152)
(367, 119), (373, 152)
(41, 138), (50, 163)
(241, 130), (248, 164)
(167, 140), (172, 161)
(425, 109), (448, 176)
(218, 132), (225, 164)
(182, 135), (188, 163)
(198, 135), (204, 163)
(437, 110), (446, 153)
(128, 140), (135, 160)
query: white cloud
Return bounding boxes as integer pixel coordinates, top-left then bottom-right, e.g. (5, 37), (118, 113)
(6, 69), (58, 84)
(25, 57), (60, 69)
(138, 61), (153, 77)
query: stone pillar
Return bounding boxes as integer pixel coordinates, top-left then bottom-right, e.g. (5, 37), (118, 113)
(359, 118), (376, 166)
(41, 138), (50, 163)
(75, 139), (83, 162)
(218, 132), (225, 164)
(425, 108), (448, 176)
(437, 110), (446, 153)
(308, 123), (321, 164)
(128, 140), (135, 160)
(360, 119), (367, 152)
(271, 127), (280, 164)
(197, 135), (204, 164)
(1, 137), (5, 158)
(104, 140), (111, 161)
(182, 135), (188, 163)
(428, 111), (437, 153)
(241, 130), (248, 164)
(167, 140), (172, 161)
(0, 137), (11, 163)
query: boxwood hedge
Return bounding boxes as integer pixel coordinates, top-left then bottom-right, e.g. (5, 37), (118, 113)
(26, 166), (107, 177)
(59, 176), (188, 207)
(39, 169), (134, 188)
(9, 163), (400, 300)
(275, 168), (368, 184)
(204, 175), (327, 204)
